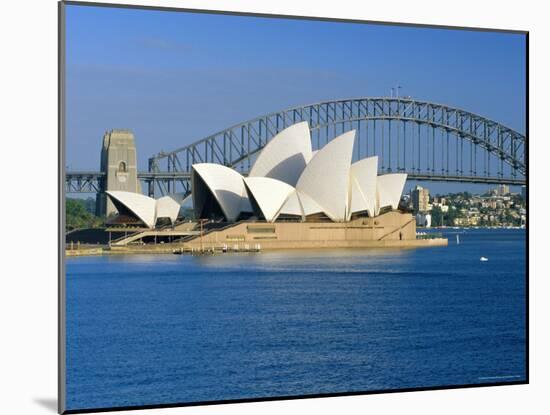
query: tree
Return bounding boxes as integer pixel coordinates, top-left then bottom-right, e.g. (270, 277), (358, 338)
(431, 206), (444, 227)
(66, 198), (103, 231)
(445, 206), (460, 226)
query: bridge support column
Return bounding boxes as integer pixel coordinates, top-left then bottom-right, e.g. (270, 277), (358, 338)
(96, 130), (140, 217)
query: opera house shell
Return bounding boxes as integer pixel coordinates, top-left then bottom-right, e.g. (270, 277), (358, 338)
(191, 121), (407, 224)
(107, 121), (407, 228)
(105, 191), (185, 228)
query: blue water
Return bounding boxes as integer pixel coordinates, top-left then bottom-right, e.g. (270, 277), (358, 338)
(66, 229), (526, 411)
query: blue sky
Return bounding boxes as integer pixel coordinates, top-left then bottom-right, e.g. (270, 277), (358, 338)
(65, 4), (526, 193)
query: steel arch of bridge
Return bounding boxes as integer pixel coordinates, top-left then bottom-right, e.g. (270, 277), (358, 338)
(147, 97), (526, 196)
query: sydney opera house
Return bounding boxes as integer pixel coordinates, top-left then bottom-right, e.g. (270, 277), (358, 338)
(104, 122), (440, 249)
(190, 121), (407, 223)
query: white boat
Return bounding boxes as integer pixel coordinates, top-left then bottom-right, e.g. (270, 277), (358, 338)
(480, 256), (489, 262)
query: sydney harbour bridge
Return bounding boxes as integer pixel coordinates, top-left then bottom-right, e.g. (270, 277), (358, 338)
(65, 97), (527, 197)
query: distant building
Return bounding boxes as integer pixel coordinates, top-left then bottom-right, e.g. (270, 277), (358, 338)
(521, 185), (527, 201)
(468, 207), (479, 215)
(485, 199), (498, 209)
(496, 184), (510, 196)
(454, 216), (480, 226)
(412, 185), (430, 213)
(431, 203), (449, 213)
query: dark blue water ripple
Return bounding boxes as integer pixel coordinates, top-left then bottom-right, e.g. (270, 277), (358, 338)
(66, 229), (526, 410)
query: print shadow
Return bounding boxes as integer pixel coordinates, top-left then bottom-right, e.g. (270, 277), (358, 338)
(34, 398), (57, 412)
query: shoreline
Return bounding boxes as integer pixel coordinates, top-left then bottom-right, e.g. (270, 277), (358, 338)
(66, 237), (448, 257)
(428, 226), (526, 230)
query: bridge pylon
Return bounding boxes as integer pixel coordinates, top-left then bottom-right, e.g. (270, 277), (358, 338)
(95, 129), (141, 216)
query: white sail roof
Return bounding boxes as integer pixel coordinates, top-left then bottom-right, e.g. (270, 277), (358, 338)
(156, 194), (184, 224)
(350, 156), (378, 218)
(296, 190), (324, 217)
(249, 121), (312, 186)
(278, 190), (304, 218)
(106, 190), (157, 228)
(295, 130), (355, 222)
(191, 163), (247, 222)
(349, 179), (366, 216)
(377, 173), (407, 212)
(243, 177), (295, 222)
(187, 123), (408, 223)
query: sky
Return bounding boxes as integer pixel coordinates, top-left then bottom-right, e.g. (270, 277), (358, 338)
(65, 4), (526, 194)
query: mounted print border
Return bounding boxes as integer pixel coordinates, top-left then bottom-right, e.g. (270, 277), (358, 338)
(59, 1), (529, 413)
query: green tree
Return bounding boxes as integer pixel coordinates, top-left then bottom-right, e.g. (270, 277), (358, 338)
(431, 206), (444, 227)
(445, 206), (460, 226)
(66, 198), (103, 231)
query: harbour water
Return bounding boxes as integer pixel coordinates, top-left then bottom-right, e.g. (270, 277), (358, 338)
(65, 229), (526, 411)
